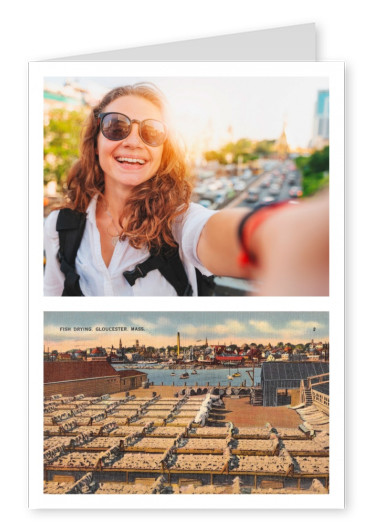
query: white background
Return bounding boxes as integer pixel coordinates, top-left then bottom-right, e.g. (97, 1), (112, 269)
(1, 0), (372, 527)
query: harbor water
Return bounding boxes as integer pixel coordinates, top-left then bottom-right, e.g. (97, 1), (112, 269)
(112, 365), (261, 387)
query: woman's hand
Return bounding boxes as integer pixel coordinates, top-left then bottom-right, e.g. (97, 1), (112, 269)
(245, 191), (329, 295)
(197, 190), (329, 296)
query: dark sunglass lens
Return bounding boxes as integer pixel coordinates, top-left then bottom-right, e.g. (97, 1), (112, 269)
(101, 113), (130, 141)
(141, 120), (166, 146)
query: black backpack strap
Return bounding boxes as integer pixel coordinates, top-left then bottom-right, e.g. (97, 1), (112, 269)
(123, 244), (193, 296)
(195, 269), (216, 296)
(56, 209), (86, 296)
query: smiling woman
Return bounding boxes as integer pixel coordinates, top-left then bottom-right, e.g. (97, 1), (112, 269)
(44, 83), (221, 296)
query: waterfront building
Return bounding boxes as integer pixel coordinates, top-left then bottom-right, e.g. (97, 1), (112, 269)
(125, 352), (141, 363)
(300, 372), (329, 413)
(260, 362), (329, 407)
(44, 361), (147, 397)
(57, 352), (72, 362)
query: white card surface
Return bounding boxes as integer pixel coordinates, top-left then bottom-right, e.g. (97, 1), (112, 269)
(30, 33), (344, 508)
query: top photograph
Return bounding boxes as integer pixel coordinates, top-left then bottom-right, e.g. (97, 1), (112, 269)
(43, 75), (330, 297)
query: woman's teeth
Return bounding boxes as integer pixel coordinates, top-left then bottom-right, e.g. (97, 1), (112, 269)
(116, 157), (146, 165)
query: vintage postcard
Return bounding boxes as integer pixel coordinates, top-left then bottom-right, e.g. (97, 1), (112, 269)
(30, 310), (342, 509)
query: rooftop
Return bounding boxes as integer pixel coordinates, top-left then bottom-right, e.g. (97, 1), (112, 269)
(261, 362), (329, 382)
(44, 361), (145, 383)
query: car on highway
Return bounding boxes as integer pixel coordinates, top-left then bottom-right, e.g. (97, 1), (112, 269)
(198, 199), (213, 208)
(233, 180), (246, 192)
(246, 189), (260, 202)
(269, 183), (281, 196)
(262, 195), (276, 205)
(289, 186), (303, 198)
(214, 191), (227, 205)
(242, 169), (253, 179)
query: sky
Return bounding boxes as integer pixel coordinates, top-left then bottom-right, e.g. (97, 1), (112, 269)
(45, 76), (329, 152)
(44, 311), (329, 351)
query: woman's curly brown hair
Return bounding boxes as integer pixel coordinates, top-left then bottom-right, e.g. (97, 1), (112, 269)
(64, 83), (192, 250)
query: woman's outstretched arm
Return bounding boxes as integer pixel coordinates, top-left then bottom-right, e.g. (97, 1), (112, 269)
(196, 190), (329, 296)
(196, 208), (249, 278)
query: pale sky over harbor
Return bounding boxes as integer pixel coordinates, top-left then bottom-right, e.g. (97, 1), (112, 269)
(44, 312), (329, 351)
(45, 76), (329, 152)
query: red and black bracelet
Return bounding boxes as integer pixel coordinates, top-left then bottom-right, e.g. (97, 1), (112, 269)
(237, 201), (293, 268)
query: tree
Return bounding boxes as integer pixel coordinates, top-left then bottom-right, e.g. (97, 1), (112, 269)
(253, 139), (275, 156)
(204, 150), (227, 165)
(295, 146), (329, 197)
(309, 146), (329, 173)
(44, 107), (89, 190)
(204, 137), (258, 165)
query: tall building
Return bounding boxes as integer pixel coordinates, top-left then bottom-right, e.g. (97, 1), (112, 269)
(311, 90), (329, 149)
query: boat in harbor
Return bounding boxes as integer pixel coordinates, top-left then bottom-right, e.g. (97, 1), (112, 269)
(227, 366), (235, 380)
(232, 372), (241, 377)
(180, 372), (189, 379)
(191, 369), (198, 375)
(170, 372), (176, 376)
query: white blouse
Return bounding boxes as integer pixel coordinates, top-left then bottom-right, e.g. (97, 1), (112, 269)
(44, 197), (216, 296)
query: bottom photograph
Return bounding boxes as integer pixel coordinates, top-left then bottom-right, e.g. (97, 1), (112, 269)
(43, 311), (329, 496)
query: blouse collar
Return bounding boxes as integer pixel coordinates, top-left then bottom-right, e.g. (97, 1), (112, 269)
(86, 195), (99, 225)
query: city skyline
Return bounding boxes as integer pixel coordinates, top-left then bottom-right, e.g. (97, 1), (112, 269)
(45, 76), (329, 152)
(44, 312), (329, 351)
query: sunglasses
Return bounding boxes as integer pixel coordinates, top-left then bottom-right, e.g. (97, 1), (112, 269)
(98, 112), (167, 147)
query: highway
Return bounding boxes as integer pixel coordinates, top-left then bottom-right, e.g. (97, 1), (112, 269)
(209, 159), (303, 295)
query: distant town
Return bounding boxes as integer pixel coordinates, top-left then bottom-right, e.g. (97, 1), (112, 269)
(44, 335), (329, 366)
